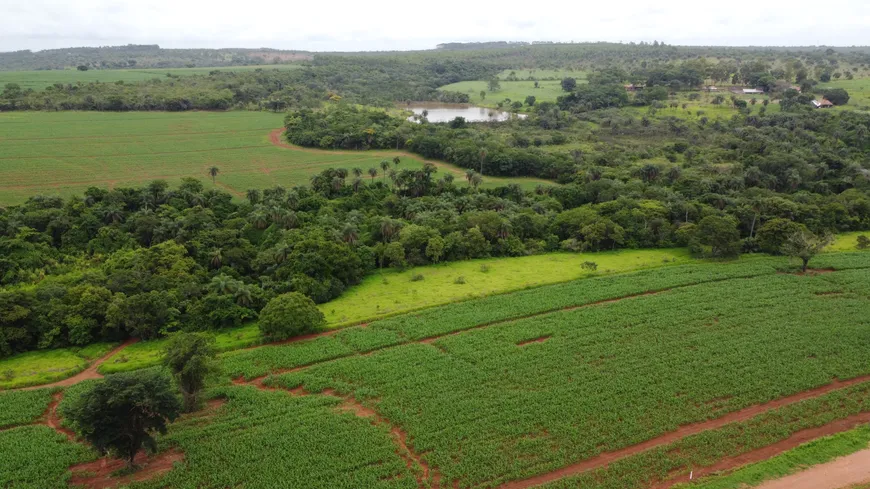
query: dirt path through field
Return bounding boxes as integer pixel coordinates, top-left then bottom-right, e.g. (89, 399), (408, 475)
(746, 446), (870, 489)
(497, 376), (870, 489)
(18, 338), (138, 391)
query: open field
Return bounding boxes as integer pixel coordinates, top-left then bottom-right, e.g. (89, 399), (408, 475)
(0, 343), (116, 390)
(496, 69), (588, 81)
(438, 80), (573, 109)
(0, 111), (549, 205)
(3, 252), (869, 489)
(0, 64), (303, 90)
(817, 78), (870, 109)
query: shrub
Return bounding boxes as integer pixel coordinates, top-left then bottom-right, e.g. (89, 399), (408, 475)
(258, 292), (325, 341)
(580, 261), (598, 271)
(479, 264), (491, 273)
(454, 276), (467, 285)
(410, 273), (424, 282)
(857, 235), (869, 250)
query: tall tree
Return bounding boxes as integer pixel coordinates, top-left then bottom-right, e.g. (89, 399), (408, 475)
(208, 166), (220, 185)
(61, 370), (181, 469)
(781, 230), (833, 272)
(162, 332), (218, 412)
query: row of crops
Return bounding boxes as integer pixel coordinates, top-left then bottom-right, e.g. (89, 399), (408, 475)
(264, 266), (870, 488)
(1, 252), (868, 489)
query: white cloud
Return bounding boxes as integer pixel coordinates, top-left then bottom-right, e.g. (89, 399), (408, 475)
(1, 0), (869, 52)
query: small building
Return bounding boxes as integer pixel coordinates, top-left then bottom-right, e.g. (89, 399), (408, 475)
(812, 99), (834, 109)
(624, 84), (644, 92)
(704, 86), (719, 92)
(742, 88), (765, 95)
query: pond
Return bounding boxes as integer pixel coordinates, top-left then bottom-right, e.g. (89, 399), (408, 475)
(403, 103), (526, 123)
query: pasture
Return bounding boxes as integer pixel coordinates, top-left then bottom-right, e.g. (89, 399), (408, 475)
(0, 111), (548, 205)
(438, 80), (572, 109)
(0, 64), (302, 90)
(496, 68), (588, 81)
(3, 252), (870, 489)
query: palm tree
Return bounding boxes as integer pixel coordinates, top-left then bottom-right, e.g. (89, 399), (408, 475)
(380, 160), (390, 181)
(208, 274), (239, 295)
(470, 172), (483, 190)
(388, 169), (398, 187)
(234, 285), (253, 307)
(352, 167), (363, 178)
(273, 243), (290, 265)
(101, 205), (124, 224)
(368, 167), (378, 182)
(478, 149), (487, 175)
(352, 177), (363, 193)
(465, 169), (475, 184)
(246, 189), (261, 205)
(341, 223), (360, 245)
(208, 166), (220, 185)
(249, 210), (269, 230)
(393, 156), (401, 169)
(379, 218), (398, 243)
(209, 248), (223, 269)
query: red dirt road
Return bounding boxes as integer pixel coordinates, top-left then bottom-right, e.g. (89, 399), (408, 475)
(18, 338), (138, 391)
(497, 375), (870, 489)
(69, 450), (184, 489)
(751, 447), (870, 489)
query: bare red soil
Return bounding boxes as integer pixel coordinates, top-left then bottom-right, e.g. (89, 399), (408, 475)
(44, 392), (76, 441)
(69, 449), (184, 489)
(497, 375), (870, 489)
(516, 336), (551, 346)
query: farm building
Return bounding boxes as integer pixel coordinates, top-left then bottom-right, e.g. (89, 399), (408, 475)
(812, 99), (834, 108)
(741, 88), (765, 95)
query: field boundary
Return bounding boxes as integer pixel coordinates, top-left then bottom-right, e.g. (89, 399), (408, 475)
(497, 376), (870, 489)
(16, 339), (137, 392)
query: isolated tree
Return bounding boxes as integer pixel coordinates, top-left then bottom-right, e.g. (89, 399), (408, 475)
(561, 77), (577, 92)
(163, 332), (217, 412)
(781, 230), (833, 272)
(76, 65), (89, 71)
(62, 370), (181, 469)
(258, 292), (325, 340)
(525, 95), (536, 106)
(393, 156), (401, 169)
(367, 167), (378, 182)
(479, 90), (486, 101)
(380, 160), (390, 181)
(208, 166), (220, 185)
(488, 77), (501, 92)
(534, 81), (539, 88)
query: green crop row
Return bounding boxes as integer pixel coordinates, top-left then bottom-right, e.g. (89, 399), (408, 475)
(266, 269), (870, 488)
(541, 382), (870, 489)
(0, 389), (55, 429)
(0, 425), (95, 489)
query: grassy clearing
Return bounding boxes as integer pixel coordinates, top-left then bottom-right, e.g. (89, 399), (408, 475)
(829, 231), (869, 252)
(322, 248), (689, 326)
(496, 69), (588, 81)
(268, 263), (870, 488)
(438, 80), (572, 109)
(0, 343), (115, 390)
(0, 64), (302, 90)
(679, 424), (870, 489)
(0, 111), (543, 205)
(98, 324), (260, 375)
(817, 78), (870, 109)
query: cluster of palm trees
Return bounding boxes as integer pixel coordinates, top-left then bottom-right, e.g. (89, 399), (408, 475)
(206, 273), (254, 306)
(464, 169), (484, 189)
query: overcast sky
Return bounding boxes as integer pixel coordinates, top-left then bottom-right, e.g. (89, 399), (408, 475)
(2, 0), (869, 53)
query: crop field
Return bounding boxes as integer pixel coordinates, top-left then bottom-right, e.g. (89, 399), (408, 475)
(438, 80), (573, 109)
(0, 111), (548, 205)
(0, 64), (303, 90)
(1, 252), (870, 489)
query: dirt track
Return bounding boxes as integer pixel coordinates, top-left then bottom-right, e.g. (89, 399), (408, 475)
(18, 338), (138, 391)
(751, 447), (870, 489)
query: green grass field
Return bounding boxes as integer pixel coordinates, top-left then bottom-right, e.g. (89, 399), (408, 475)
(321, 248), (688, 326)
(0, 65), (302, 90)
(0, 343), (115, 390)
(817, 78), (870, 109)
(496, 68), (588, 81)
(438, 80), (573, 109)
(0, 111), (548, 205)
